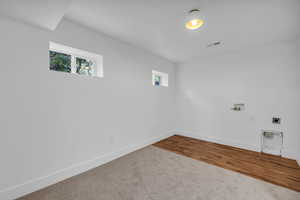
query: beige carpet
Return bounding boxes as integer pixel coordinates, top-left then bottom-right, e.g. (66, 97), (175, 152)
(18, 146), (300, 200)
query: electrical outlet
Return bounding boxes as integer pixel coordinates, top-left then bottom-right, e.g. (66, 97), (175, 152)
(272, 117), (281, 124)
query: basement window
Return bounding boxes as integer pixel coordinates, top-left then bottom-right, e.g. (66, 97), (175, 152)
(152, 70), (168, 87)
(49, 42), (103, 77)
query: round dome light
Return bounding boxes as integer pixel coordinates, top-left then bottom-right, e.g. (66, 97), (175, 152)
(185, 19), (204, 30)
(185, 9), (205, 30)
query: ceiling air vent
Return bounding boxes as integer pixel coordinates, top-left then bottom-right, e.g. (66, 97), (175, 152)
(207, 41), (221, 48)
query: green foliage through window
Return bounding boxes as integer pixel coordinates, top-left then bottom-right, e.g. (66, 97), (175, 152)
(49, 42), (102, 77)
(76, 57), (95, 76)
(49, 51), (71, 73)
(154, 75), (161, 86)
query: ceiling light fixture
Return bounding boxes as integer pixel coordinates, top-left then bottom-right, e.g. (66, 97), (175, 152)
(185, 9), (204, 30)
(207, 41), (221, 48)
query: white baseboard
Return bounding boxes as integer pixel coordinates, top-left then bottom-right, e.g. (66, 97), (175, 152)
(281, 151), (298, 160)
(176, 130), (260, 152)
(175, 130), (298, 161)
(297, 160), (300, 167)
(0, 132), (174, 200)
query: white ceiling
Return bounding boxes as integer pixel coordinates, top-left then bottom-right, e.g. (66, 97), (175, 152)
(65, 0), (300, 63)
(1, 0), (300, 63)
(0, 0), (72, 30)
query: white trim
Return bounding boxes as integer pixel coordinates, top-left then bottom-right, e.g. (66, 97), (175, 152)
(0, 132), (174, 200)
(175, 130), (298, 160)
(281, 151), (299, 160)
(175, 130), (260, 152)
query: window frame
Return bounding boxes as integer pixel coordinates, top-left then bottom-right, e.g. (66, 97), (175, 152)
(152, 70), (168, 87)
(49, 42), (103, 77)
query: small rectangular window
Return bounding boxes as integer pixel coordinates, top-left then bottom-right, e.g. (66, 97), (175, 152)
(49, 42), (103, 77)
(152, 70), (168, 87)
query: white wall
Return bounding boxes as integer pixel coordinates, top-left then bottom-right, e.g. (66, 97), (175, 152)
(176, 39), (300, 159)
(0, 13), (299, 200)
(0, 17), (176, 199)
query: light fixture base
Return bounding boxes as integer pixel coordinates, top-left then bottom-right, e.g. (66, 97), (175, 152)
(189, 9), (200, 13)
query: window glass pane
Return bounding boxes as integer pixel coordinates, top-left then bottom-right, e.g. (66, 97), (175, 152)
(49, 51), (71, 73)
(76, 57), (96, 76)
(154, 75), (161, 86)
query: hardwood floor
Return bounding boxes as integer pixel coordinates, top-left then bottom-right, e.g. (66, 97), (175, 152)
(153, 135), (300, 192)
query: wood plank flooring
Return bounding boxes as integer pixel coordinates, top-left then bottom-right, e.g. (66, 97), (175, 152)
(153, 135), (300, 192)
